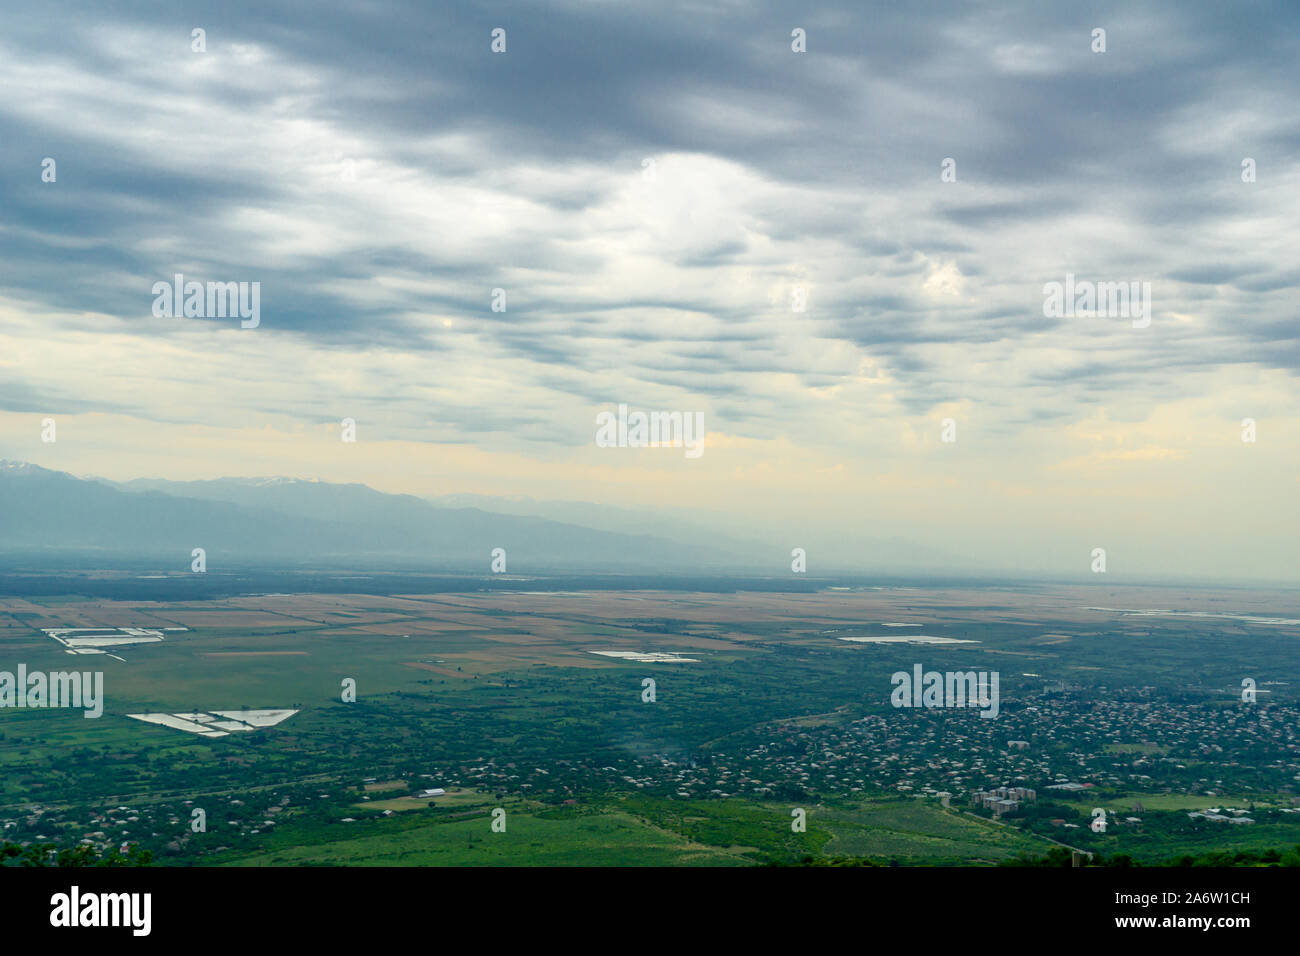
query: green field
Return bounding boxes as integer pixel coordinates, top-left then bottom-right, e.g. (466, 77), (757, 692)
(215, 795), (1056, 866)
(219, 805), (749, 867)
(5, 584), (1300, 867)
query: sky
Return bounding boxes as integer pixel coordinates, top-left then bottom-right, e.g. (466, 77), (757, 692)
(0, 1), (1297, 581)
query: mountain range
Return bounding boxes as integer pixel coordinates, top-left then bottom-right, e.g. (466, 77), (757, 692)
(0, 461), (726, 571)
(0, 461), (969, 574)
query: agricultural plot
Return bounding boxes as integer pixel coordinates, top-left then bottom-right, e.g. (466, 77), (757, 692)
(3, 580), (1299, 866)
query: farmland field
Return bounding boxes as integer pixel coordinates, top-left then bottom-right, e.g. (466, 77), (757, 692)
(3, 574), (1300, 866)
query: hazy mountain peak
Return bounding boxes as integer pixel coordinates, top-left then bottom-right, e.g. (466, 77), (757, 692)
(0, 459), (55, 475)
(220, 476), (323, 487)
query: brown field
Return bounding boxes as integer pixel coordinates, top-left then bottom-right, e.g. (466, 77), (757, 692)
(5, 582), (1297, 681)
(155, 610), (318, 627)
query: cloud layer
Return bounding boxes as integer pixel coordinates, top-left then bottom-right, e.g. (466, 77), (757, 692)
(1, 1), (1297, 580)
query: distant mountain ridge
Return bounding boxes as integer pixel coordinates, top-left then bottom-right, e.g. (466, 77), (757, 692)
(0, 461), (731, 571)
(426, 491), (969, 572)
(0, 462), (978, 575)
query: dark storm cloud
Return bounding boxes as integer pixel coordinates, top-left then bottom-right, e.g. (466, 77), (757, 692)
(0, 0), (1297, 440)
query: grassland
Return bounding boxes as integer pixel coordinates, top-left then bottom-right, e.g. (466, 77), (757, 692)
(3, 580), (1299, 866)
(221, 804), (750, 867)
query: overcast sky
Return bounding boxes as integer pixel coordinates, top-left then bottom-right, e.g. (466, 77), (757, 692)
(1, 1), (1297, 581)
